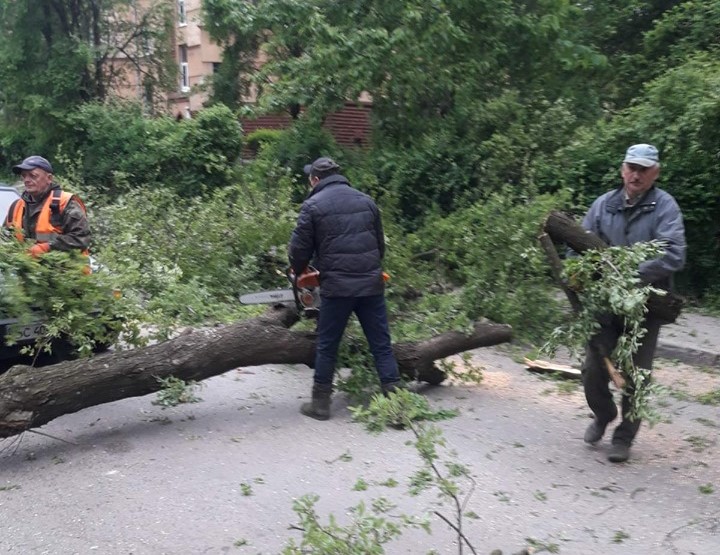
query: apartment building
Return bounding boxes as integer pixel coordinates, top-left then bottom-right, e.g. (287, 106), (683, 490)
(170, 0), (223, 118)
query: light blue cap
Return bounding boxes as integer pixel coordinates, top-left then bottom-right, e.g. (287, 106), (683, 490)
(623, 144), (659, 167)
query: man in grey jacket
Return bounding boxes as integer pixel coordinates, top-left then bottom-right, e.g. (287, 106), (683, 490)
(288, 157), (402, 420)
(581, 144), (686, 463)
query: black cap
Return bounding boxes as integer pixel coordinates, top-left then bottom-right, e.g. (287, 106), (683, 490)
(303, 157), (340, 177)
(12, 155), (54, 175)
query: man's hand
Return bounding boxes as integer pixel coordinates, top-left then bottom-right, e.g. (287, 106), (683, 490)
(28, 242), (50, 258)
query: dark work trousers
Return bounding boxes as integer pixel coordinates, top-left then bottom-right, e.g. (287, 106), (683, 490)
(313, 294), (400, 386)
(581, 315), (662, 446)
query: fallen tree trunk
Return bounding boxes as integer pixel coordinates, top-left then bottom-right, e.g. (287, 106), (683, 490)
(0, 305), (512, 438)
(543, 210), (683, 324)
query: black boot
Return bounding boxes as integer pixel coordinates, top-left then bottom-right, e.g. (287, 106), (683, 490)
(381, 380), (405, 396)
(300, 382), (333, 420)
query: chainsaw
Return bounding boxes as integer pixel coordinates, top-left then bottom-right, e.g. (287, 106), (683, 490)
(239, 267), (390, 316)
(239, 267), (321, 316)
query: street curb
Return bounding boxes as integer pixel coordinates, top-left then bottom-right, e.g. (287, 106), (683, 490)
(656, 341), (720, 368)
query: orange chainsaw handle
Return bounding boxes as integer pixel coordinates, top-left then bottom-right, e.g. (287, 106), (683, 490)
(289, 267), (387, 289)
(287, 266), (320, 288)
(295, 267), (320, 289)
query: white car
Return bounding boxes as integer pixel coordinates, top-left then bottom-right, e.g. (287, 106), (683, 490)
(0, 186), (44, 366)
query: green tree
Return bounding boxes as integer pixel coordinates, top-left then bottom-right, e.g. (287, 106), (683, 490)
(0, 0), (175, 161)
(203, 0), (604, 227)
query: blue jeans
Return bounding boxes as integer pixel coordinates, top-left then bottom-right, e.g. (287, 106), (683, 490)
(313, 294), (400, 385)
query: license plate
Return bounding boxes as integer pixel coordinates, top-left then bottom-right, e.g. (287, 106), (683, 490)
(9, 322), (47, 341)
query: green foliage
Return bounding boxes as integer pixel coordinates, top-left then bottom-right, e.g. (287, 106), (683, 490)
(282, 495), (428, 555)
(157, 103), (244, 196)
(438, 354), (485, 385)
(413, 189), (568, 343)
(0, 237), (143, 358)
(152, 376), (202, 408)
(287, 391), (478, 553)
(244, 129), (284, 153)
(354, 391), (476, 552)
(543, 241), (668, 423)
(525, 537), (560, 553)
(203, 0), (605, 233)
(696, 389), (720, 406)
(351, 390), (458, 433)
(698, 483), (714, 495)
(541, 55), (720, 298)
(612, 530), (631, 543)
(70, 102), (242, 197)
(90, 175), (296, 331)
(0, 1), (175, 159)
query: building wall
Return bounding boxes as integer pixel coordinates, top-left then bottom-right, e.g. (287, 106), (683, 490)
(171, 0), (224, 118)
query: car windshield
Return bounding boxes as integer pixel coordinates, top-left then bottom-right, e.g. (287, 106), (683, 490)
(0, 186), (20, 223)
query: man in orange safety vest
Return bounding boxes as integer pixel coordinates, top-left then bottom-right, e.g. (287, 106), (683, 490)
(4, 155), (90, 258)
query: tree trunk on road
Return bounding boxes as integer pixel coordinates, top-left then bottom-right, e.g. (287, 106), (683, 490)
(0, 305), (512, 438)
(543, 210), (683, 323)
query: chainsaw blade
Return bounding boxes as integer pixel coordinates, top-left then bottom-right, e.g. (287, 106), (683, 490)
(239, 289), (295, 305)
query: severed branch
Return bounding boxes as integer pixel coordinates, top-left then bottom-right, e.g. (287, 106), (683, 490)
(543, 211), (683, 324)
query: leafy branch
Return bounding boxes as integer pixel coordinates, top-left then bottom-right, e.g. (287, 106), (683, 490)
(543, 241), (668, 423)
(352, 390), (476, 554)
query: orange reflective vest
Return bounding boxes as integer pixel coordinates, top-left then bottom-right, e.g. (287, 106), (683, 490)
(5, 189), (90, 256)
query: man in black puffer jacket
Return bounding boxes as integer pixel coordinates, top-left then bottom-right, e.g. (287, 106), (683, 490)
(289, 157), (402, 420)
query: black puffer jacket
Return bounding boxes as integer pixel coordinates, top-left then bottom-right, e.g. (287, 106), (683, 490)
(288, 174), (385, 298)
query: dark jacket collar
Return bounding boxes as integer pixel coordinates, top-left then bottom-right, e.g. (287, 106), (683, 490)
(307, 174), (350, 199)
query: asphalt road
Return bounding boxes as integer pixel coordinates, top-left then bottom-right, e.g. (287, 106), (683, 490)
(1, 325), (719, 554)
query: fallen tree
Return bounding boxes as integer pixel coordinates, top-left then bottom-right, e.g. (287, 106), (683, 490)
(0, 305), (512, 439)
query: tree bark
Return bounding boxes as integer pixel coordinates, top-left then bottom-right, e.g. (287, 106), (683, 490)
(543, 211), (683, 323)
(0, 306), (512, 439)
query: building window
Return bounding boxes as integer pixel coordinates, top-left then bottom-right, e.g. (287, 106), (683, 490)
(178, 0), (187, 25)
(179, 45), (190, 92)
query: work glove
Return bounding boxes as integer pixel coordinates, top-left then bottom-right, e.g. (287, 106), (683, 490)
(28, 242), (51, 258)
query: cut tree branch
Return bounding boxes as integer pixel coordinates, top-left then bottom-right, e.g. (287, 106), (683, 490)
(543, 210), (683, 324)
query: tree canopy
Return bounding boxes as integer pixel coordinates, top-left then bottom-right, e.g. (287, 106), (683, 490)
(0, 0), (718, 325)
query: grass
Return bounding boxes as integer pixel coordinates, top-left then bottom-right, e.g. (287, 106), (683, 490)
(696, 389), (720, 405)
(612, 530), (630, 543)
(699, 483), (714, 494)
(684, 435), (714, 452)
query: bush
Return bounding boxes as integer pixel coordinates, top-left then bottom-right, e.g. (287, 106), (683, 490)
(91, 169), (297, 331)
(412, 189), (570, 343)
(69, 101), (242, 197)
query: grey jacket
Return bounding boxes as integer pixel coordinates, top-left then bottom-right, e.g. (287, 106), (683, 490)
(582, 186), (686, 288)
(288, 174), (385, 298)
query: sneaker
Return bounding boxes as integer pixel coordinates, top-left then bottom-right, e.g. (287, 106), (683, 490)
(584, 419), (607, 445)
(608, 443), (630, 463)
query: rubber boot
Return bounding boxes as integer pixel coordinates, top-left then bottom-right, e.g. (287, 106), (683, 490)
(300, 382), (333, 420)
